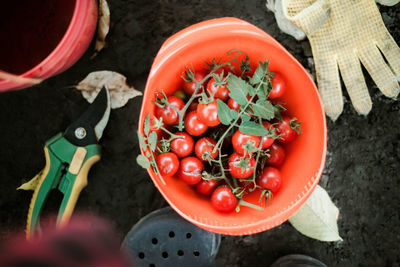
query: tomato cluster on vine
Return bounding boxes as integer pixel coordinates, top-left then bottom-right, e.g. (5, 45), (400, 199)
(137, 51), (302, 213)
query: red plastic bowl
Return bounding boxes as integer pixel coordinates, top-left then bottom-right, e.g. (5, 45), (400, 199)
(139, 18), (327, 235)
(0, 0), (98, 92)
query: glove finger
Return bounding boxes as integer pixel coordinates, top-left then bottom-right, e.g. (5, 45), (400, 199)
(315, 56), (343, 121)
(337, 55), (372, 116)
(376, 31), (400, 77)
(358, 45), (400, 98)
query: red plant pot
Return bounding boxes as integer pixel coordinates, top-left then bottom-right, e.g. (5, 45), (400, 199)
(139, 18), (327, 235)
(0, 0), (98, 92)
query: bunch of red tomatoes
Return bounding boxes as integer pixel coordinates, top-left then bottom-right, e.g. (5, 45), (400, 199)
(144, 59), (301, 213)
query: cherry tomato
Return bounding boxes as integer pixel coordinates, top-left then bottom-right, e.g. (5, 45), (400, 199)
(196, 179), (219, 195)
(173, 90), (187, 101)
(177, 157), (204, 185)
(184, 111), (208, 136)
(228, 152), (255, 179)
(196, 99), (220, 127)
(195, 137), (218, 161)
(265, 143), (285, 167)
(261, 121), (275, 149)
(232, 130), (260, 156)
(183, 72), (207, 96)
(227, 98), (240, 112)
(188, 100), (199, 112)
(276, 116), (301, 143)
(211, 185), (238, 212)
(221, 133), (233, 151)
(155, 96), (185, 126)
(269, 73), (286, 99)
(156, 152), (179, 177)
(206, 77), (229, 101)
(239, 180), (256, 191)
(171, 132), (194, 158)
(208, 125), (232, 150)
(257, 166), (282, 193)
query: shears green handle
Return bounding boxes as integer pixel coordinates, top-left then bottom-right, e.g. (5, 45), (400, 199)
(26, 133), (100, 239)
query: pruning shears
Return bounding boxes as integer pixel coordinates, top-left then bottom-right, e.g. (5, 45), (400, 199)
(26, 87), (111, 239)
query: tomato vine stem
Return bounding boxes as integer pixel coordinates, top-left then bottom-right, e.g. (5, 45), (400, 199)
(175, 51), (247, 131)
(251, 118), (264, 190)
(212, 81), (264, 154)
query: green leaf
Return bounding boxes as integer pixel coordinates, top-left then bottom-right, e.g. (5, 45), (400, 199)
(241, 113), (251, 122)
(144, 114), (150, 136)
(240, 57), (251, 74)
(258, 60), (270, 74)
(262, 80), (271, 94)
(136, 154), (150, 169)
(148, 131), (158, 152)
(247, 84), (256, 97)
(250, 60), (270, 85)
(252, 99), (275, 120)
(217, 99), (234, 125)
(239, 121), (269, 136)
(249, 65), (264, 85)
(230, 109), (239, 119)
(256, 86), (267, 100)
(227, 75), (249, 105)
(137, 131), (147, 150)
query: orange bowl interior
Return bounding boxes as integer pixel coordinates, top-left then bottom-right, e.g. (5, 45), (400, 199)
(138, 18), (327, 235)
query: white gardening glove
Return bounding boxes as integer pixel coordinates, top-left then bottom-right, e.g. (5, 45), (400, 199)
(282, 0), (400, 120)
(266, 0), (306, 40)
(266, 0), (399, 41)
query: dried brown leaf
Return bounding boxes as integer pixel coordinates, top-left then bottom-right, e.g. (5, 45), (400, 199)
(17, 170), (43, 191)
(76, 71), (142, 109)
(289, 185), (342, 242)
(91, 0), (110, 59)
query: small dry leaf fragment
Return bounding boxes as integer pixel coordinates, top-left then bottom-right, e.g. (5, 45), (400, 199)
(17, 170), (43, 191)
(288, 185), (342, 242)
(76, 71), (142, 109)
(91, 0), (110, 59)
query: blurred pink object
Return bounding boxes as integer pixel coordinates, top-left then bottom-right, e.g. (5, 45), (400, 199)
(0, 214), (133, 267)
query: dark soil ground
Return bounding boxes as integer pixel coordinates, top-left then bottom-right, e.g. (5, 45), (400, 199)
(1, 1), (399, 266)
